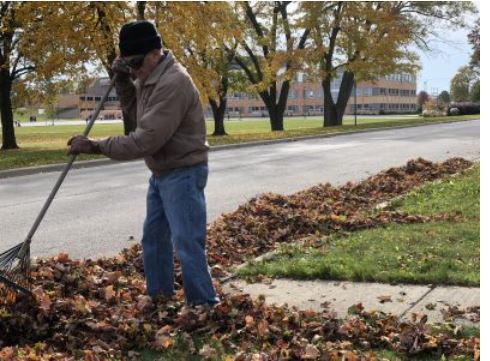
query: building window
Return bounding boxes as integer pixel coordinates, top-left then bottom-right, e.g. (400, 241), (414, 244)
(363, 88), (373, 96)
(303, 105), (323, 114)
(248, 106), (267, 114)
(227, 92), (243, 100)
(226, 107), (242, 114)
(304, 89), (316, 98)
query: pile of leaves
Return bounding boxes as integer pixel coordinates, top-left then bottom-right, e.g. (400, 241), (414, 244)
(0, 157), (478, 360)
(0, 278), (480, 360)
(207, 157), (473, 272)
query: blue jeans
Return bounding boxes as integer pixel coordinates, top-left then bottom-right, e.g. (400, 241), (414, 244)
(142, 163), (218, 305)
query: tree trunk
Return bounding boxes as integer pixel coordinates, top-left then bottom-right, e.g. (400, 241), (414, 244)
(266, 106), (283, 131)
(322, 77), (341, 127)
(259, 84), (286, 132)
(0, 68), (18, 150)
(322, 71), (355, 127)
(209, 98), (227, 136)
(337, 71), (355, 121)
(137, 2), (146, 20)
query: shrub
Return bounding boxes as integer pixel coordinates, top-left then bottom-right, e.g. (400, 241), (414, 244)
(422, 99), (446, 117)
(446, 102), (479, 116)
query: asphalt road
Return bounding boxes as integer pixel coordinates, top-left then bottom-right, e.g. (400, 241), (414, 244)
(0, 120), (479, 260)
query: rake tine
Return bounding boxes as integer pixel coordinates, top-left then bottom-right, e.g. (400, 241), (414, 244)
(0, 241), (32, 297)
(0, 274), (31, 295)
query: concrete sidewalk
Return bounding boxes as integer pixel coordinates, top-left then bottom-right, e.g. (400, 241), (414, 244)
(223, 279), (479, 326)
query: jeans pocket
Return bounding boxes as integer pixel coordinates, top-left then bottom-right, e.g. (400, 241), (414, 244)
(195, 165), (208, 190)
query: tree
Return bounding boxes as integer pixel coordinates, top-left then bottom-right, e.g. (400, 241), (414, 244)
(470, 80), (479, 103)
(233, 2), (310, 131)
(59, 2), (134, 134)
(417, 91), (429, 112)
(468, 18), (479, 70)
(450, 66), (475, 102)
(0, 2), (97, 149)
(41, 80), (59, 123)
(301, 1), (476, 127)
(205, 48), (237, 136)
(438, 90), (450, 104)
(144, 2), (241, 136)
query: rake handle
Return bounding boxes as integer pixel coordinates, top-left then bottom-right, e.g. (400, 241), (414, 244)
(21, 76), (117, 250)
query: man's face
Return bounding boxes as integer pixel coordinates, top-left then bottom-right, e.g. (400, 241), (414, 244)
(123, 53), (149, 80)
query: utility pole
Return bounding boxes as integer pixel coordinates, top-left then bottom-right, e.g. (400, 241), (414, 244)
(431, 87), (439, 107)
(354, 75), (357, 126)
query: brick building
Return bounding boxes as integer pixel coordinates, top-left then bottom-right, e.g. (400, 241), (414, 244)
(75, 71), (417, 121)
(79, 78), (122, 121)
(225, 72), (417, 117)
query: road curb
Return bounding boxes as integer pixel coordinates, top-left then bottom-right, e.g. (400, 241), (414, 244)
(0, 118), (478, 179)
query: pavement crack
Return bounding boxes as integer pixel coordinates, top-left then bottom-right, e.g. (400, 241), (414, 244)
(399, 285), (436, 320)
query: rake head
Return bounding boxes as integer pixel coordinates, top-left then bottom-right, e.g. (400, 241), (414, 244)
(0, 241), (32, 302)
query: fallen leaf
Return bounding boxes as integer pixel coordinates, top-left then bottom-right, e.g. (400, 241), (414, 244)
(377, 295), (392, 303)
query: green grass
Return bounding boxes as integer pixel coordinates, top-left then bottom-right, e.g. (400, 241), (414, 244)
(389, 166), (480, 220)
(239, 222), (479, 285)
(0, 114), (478, 171)
(374, 349), (474, 361)
(238, 165), (480, 286)
(13, 109), (49, 123)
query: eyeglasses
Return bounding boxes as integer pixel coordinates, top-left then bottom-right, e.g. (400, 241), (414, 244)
(123, 54), (146, 69)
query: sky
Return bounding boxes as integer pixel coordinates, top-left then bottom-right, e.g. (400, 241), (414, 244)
(416, 2), (480, 95)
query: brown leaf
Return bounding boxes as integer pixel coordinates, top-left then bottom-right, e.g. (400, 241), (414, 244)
(302, 344), (320, 359)
(257, 319), (269, 337)
(104, 285), (115, 302)
(199, 344), (216, 359)
(245, 315), (255, 328)
(104, 271), (122, 284)
(377, 295), (392, 303)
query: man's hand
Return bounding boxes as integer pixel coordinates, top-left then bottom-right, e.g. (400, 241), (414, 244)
(112, 57), (131, 76)
(67, 135), (101, 155)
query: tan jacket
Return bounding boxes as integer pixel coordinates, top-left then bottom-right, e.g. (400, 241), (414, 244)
(97, 51), (208, 176)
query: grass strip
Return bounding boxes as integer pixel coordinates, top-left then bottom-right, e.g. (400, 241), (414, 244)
(388, 166), (480, 220)
(238, 165), (480, 286)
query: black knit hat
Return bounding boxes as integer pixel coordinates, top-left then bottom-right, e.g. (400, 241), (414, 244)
(119, 20), (162, 57)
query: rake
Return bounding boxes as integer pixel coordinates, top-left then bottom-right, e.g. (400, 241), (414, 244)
(0, 76), (117, 298)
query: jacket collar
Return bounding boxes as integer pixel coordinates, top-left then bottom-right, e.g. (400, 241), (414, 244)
(135, 50), (174, 88)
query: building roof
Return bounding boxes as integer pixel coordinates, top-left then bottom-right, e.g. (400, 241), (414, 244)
(84, 77), (118, 97)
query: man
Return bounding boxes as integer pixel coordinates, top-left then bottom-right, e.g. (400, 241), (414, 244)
(68, 20), (218, 306)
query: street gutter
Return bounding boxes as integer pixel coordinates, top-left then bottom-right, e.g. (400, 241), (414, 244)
(0, 118), (478, 179)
